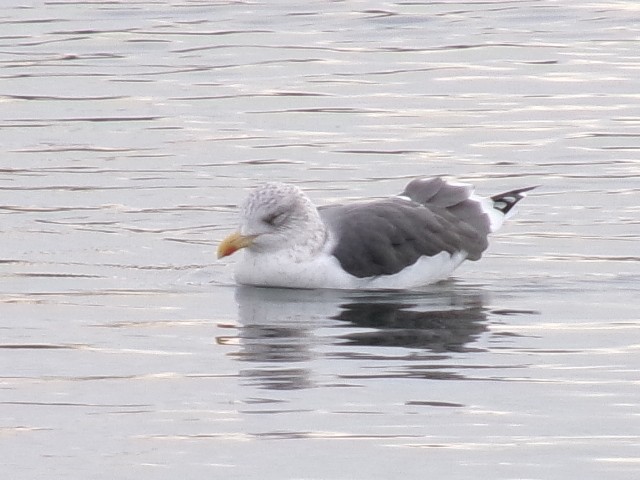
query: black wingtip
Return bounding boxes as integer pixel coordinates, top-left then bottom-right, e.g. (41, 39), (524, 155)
(491, 185), (539, 215)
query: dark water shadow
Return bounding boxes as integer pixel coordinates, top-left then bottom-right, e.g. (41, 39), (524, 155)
(224, 283), (489, 390)
(334, 290), (487, 353)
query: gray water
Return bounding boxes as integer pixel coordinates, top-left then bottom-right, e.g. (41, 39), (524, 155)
(1, 1), (639, 479)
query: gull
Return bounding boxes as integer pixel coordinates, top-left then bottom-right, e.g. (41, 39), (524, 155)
(218, 177), (536, 290)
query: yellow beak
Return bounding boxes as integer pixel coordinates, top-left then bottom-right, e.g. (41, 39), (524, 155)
(217, 231), (255, 259)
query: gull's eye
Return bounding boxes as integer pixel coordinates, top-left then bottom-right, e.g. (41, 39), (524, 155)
(262, 211), (286, 226)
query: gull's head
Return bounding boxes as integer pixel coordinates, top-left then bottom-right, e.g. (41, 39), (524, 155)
(217, 182), (325, 259)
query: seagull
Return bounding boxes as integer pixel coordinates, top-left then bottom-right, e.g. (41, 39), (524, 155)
(217, 177), (536, 290)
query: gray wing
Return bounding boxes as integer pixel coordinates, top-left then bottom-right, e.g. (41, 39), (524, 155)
(319, 178), (491, 278)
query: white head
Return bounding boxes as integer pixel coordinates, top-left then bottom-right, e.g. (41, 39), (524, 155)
(218, 182), (327, 259)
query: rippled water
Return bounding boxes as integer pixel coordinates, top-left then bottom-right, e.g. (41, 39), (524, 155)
(2, 1), (639, 479)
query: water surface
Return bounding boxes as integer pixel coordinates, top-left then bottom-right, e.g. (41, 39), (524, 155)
(1, 1), (639, 479)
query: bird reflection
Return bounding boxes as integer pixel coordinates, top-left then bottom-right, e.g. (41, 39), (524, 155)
(227, 283), (488, 390)
(335, 295), (486, 352)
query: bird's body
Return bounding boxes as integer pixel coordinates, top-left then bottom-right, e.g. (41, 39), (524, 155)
(218, 177), (536, 290)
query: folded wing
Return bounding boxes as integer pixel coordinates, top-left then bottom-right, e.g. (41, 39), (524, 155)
(319, 178), (492, 278)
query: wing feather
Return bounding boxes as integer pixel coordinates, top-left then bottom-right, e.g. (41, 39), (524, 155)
(320, 186), (491, 278)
